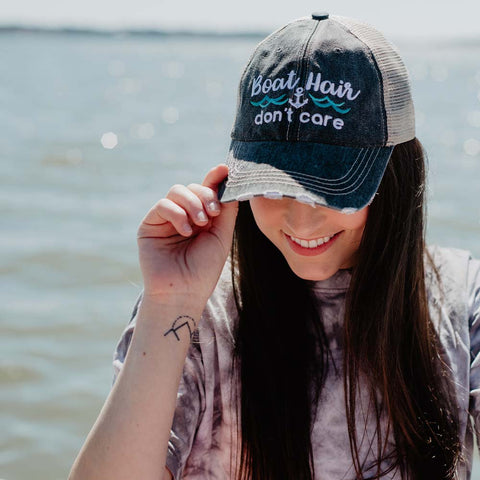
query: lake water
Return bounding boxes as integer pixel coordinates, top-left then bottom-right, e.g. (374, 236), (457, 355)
(1, 30), (480, 479)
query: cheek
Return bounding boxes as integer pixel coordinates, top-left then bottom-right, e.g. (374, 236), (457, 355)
(251, 212), (279, 241)
(335, 209), (368, 246)
(249, 199), (281, 230)
(341, 207), (369, 231)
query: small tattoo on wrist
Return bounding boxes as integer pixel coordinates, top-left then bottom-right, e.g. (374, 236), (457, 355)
(164, 315), (197, 341)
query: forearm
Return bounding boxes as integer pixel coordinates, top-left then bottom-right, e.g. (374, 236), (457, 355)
(69, 295), (205, 480)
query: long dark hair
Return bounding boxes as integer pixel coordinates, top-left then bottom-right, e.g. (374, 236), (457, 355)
(229, 138), (462, 479)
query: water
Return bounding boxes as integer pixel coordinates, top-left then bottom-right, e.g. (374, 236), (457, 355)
(1, 31), (479, 479)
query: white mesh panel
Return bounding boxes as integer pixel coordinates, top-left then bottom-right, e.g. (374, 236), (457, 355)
(332, 15), (415, 145)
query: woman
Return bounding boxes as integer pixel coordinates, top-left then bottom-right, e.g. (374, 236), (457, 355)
(69, 13), (480, 480)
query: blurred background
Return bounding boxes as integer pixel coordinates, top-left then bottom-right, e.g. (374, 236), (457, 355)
(1, 0), (479, 478)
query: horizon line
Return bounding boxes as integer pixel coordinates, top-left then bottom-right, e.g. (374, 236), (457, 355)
(1, 24), (479, 45)
(0, 23), (267, 39)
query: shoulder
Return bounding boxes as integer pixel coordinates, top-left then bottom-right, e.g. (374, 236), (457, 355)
(425, 245), (479, 302)
(425, 244), (480, 332)
(425, 244), (474, 281)
(426, 246), (480, 434)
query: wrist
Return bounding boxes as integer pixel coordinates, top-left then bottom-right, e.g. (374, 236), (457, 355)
(141, 291), (206, 307)
(138, 292), (207, 322)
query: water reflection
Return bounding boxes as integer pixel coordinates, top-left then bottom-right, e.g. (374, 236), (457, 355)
(100, 132), (118, 149)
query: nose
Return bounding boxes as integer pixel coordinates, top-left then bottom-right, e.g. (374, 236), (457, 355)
(284, 200), (330, 237)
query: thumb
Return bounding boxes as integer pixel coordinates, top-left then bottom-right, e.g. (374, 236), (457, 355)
(201, 164), (229, 191)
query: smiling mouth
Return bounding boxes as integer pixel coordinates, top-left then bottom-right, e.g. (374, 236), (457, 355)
(285, 232), (341, 249)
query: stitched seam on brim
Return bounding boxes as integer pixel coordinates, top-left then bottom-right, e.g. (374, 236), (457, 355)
(231, 142), (368, 183)
(227, 148), (381, 195)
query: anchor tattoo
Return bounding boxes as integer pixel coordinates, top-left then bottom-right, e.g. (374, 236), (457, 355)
(164, 315), (197, 341)
(289, 87), (309, 109)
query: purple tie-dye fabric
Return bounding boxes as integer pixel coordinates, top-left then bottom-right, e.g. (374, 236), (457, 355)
(113, 245), (480, 479)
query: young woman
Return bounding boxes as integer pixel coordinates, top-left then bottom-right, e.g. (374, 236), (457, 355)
(69, 13), (480, 480)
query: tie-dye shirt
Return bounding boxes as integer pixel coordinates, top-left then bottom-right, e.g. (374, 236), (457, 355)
(113, 246), (480, 479)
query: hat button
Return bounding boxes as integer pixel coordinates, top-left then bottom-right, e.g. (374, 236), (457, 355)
(312, 12), (329, 21)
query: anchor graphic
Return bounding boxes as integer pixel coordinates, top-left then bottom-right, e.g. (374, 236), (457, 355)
(289, 87), (309, 109)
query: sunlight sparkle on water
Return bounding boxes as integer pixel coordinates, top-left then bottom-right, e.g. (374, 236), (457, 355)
(464, 138), (480, 156)
(101, 132), (118, 149)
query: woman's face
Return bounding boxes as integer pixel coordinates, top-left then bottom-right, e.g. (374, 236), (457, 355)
(249, 196), (369, 281)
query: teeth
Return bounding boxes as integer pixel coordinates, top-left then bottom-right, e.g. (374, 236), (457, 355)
(288, 233), (335, 248)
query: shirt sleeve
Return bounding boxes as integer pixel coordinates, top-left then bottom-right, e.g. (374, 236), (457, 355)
(467, 254), (480, 447)
(112, 291), (206, 480)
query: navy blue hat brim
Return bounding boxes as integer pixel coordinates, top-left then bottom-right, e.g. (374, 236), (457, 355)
(218, 140), (394, 212)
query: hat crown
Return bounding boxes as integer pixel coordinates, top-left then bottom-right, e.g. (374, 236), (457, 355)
(231, 15), (414, 148)
(220, 15), (415, 212)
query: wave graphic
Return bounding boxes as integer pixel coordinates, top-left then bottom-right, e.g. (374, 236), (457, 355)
(308, 94), (351, 114)
(250, 94), (289, 108)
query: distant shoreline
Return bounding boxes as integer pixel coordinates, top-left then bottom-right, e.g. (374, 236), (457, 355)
(0, 25), (478, 47)
(0, 24), (267, 39)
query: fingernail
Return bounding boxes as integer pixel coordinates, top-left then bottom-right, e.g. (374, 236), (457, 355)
(197, 211), (208, 222)
(183, 223), (193, 234)
(208, 201), (220, 212)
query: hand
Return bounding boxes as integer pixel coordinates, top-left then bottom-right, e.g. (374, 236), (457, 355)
(136, 164), (238, 303)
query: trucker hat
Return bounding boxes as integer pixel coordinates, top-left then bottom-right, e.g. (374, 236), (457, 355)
(217, 12), (415, 212)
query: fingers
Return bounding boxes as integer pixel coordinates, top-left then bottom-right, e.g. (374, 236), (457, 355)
(140, 182), (222, 238)
(141, 198), (194, 237)
(140, 164), (233, 239)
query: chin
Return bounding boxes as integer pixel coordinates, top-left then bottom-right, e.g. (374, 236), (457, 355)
(288, 262), (339, 281)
